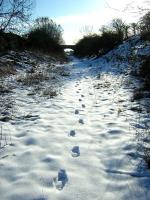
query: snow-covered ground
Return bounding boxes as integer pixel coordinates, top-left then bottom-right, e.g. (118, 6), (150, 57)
(0, 38), (150, 200)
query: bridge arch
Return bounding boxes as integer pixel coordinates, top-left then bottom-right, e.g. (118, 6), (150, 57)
(61, 45), (75, 50)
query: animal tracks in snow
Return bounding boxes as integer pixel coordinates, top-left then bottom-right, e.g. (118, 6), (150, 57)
(1, 47), (149, 200)
(54, 80), (85, 191)
(75, 109), (79, 114)
(79, 119), (84, 124)
(71, 146), (80, 157)
(67, 82), (85, 161)
(53, 169), (68, 190)
(69, 130), (76, 137)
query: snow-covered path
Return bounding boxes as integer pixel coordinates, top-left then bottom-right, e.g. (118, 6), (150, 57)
(0, 57), (150, 200)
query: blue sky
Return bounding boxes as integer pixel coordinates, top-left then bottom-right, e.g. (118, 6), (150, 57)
(35, 0), (104, 18)
(34, 0), (144, 44)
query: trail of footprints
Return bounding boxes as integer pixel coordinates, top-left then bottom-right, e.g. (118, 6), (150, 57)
(70, 80), (85, 157)
(54, 80), (86, 190)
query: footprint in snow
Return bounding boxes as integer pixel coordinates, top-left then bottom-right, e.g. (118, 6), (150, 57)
(79, 119), (84, 124)
(76, 91), (79, 93)
(81, 94), (84, 97)
(53, 169), (68, 190)
(69, 130), (76, 137)
(79, 99), (82, 102)
(32, 197), (47, 200)
(24, 137), (37, 146)
(71, 146), (80, 157)
(75, 109), (79, 114)
(89, 92), (93, 95)
(15, 132), (27, 138)
(82, 104), (85, 108)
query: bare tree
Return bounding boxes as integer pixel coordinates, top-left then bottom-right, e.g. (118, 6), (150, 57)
(130, 22), (139, 35)
(0, 0), (33, 32)
(80, 25), (94, 36)
(137, 0), (150, 14)
(106, 0), (150, 14)
(99, 25), (111, 34)
(33, 17), (64, 44)
(111, 18), (129, 39)
(111, 18), (124, 33)
(123, 24), (130, 39)
(139, 11), (150, 32)
(99, 18), (131, 40)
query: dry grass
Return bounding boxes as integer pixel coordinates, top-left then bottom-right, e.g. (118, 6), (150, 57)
(0, 126), (12, 149)
(42, 87), (58, 98)
(0, 82), (11, 94)
(0, 81), (15, 122)
(132, 56), (150, 101)
(94, 81), (111, 89)
(134, 105), (150, 169)
(17, 71), (49, 85)
(144, 148), (150, 168)
(59, 71), (70, 77)
(0, 62), (16, 77)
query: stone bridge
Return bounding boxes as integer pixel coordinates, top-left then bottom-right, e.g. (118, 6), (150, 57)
(61, 45), (75, 50)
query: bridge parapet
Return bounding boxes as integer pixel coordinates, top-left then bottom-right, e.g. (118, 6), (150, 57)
(61, 45), (75, 50)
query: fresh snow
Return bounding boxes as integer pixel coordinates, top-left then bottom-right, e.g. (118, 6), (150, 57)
(0, 37), (150, 200)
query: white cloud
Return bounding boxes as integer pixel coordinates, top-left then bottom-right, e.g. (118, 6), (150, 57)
(54, 0), (147, 44)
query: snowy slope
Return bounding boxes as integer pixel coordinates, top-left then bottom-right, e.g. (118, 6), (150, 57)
(86, 36), (150, 75)
(0, 37), (150, 200)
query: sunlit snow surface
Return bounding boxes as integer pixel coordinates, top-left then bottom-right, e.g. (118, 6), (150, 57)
(0, 37), (150, 200)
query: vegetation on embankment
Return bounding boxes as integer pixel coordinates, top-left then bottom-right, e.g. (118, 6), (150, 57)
(0, 0), (66, 58)
(74, 11), (150, 58)
(74, 10), (150, 169)
(25, 17), (64, 54)
(0, 17), (66, 59)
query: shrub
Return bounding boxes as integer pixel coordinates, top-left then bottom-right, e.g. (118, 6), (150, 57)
(132, 56), (150, 101)
(139, 11), (150, 41)
(100, 31), (123, 52)
(74, 34), (102, 57)
(141, 31), (150, 41)
(139, 56), (150, 79)
(26, 17), (64, 53)
(110, 18), (127, 40)
(139, 56), (150, 91)
(0, 31), (25, 51)
(74, 31), (123, 57)
(100, 18), (129, 40)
